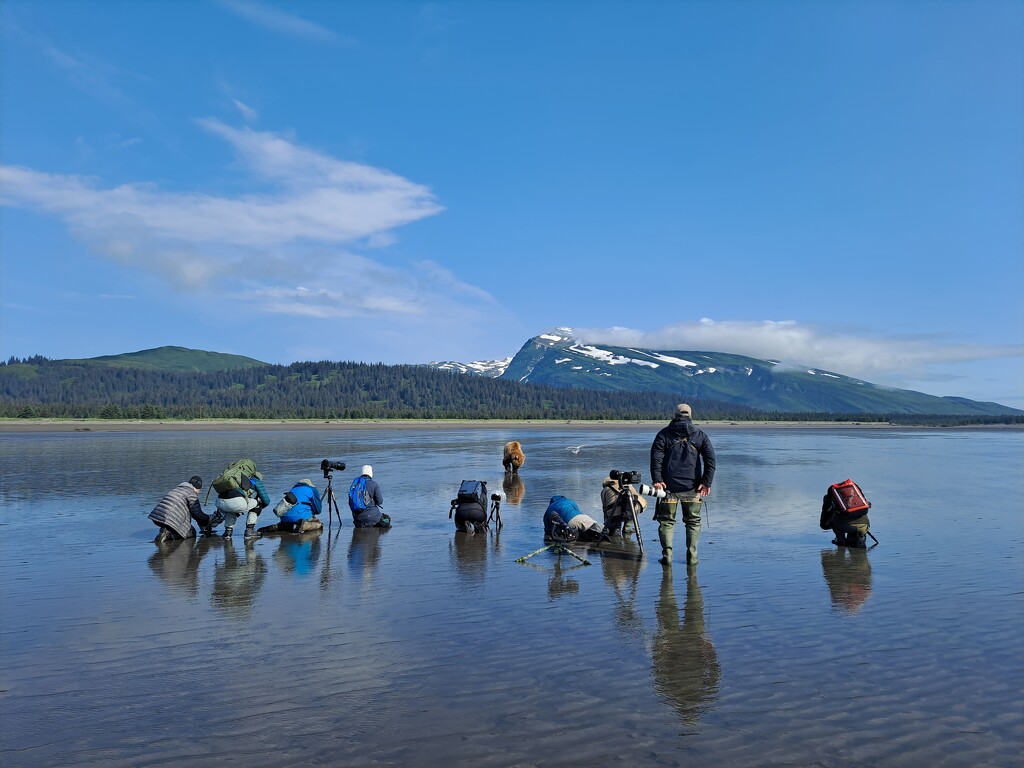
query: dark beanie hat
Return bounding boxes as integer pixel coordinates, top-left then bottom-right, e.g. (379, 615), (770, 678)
(189, 475), (203, 489)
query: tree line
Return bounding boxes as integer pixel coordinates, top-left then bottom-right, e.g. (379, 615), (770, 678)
(1, 357), (1020, 426)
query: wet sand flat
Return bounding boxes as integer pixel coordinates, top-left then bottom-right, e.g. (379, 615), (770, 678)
(1, 426), (1021, 766)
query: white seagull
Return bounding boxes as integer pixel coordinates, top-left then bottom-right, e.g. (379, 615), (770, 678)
(566, 445), (585, 454)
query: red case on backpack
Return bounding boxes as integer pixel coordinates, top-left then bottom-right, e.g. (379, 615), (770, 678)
(828, 479), (870, 514)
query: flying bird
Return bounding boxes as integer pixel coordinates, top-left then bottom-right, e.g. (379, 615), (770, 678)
(566, 445), (585, 454)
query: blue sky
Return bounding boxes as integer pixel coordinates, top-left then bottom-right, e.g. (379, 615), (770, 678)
(2, 0), (1022, 407)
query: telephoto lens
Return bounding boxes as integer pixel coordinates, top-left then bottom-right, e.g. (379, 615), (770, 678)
(638, 483), (668, 499)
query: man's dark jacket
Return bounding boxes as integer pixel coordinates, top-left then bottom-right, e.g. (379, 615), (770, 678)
(650, 417), (716, 493)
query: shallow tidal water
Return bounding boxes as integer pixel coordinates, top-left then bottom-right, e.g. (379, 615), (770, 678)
(1, 425), (1022, 767)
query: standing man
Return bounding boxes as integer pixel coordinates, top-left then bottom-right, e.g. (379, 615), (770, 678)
(348, 465), (391, 528)
(149, 475), (223, 543)
(649, 403), (716, 566)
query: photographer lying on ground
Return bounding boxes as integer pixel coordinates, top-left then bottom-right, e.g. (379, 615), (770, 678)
(258, 479), (324, 535)
(543, 495), (609, 543)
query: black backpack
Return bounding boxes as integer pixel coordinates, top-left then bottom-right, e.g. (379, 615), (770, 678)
(456, 480), (487, 508)
(449, 480), (501, 530)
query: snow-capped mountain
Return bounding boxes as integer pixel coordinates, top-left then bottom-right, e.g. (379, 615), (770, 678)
(430, 328), (1020, 416)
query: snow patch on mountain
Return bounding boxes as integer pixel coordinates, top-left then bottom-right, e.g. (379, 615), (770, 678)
(648, 352), (698, 368)
(428, 357), (512, 377)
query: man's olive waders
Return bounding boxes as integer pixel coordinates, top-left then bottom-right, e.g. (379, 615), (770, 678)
(655, 495), (702, 565)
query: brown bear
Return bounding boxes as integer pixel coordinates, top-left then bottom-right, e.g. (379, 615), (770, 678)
(503, 440), (525, 474)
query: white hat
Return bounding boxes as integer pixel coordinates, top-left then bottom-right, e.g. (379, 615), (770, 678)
(361, 465), (373, 478)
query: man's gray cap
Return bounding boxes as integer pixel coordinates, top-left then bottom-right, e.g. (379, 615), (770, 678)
(675, 403), (692, 418)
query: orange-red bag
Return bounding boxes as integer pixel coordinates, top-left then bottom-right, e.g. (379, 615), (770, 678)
(828, 479), (870, 515)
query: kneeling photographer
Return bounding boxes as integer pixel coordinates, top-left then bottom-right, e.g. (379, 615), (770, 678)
(348, 465), (391, 529)
(543, 495), (607, 543)
(259, 478), (323, 535)
(649, 403), (716, 566)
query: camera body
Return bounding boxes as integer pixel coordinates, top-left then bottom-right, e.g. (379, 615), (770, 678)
(637, 483), (668, 499)
(550, 522), (578, 543)
(321, 459), (346, 478)
(609, 469), (641, 485)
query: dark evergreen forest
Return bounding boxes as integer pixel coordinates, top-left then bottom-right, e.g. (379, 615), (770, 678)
(2, 357), (1020, 426)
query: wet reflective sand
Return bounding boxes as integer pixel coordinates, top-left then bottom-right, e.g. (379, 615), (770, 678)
(1, 426), (1021, 766)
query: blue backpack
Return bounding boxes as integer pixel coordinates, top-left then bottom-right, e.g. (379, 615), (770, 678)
(348, 475), (371, 512)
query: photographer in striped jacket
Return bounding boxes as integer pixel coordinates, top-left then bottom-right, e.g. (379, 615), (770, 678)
(149, 476), (223, 543)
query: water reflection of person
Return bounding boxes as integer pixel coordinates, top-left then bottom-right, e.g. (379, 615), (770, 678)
(820, 547), (873, 615)
(348, 527), (386, 583)
(450, 530), (488, 586)
(502, 472), (525, 505)
(600, 548), (645, 638)
(211, 538), (268, 619)
(147, 538), (212, 598)
(652, 569), (720, 727)
(273, 532), (322, 578)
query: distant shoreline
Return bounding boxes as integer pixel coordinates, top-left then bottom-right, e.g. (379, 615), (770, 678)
(2, 418), (1020, 434)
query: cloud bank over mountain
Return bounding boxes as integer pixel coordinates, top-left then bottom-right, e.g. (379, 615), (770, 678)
(576, 320), (1024, 392)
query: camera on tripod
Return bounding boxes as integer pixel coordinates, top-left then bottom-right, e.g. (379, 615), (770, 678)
(609, 469), (641, 485)
(320, 459), (346, 479)
(550, 521), (578, 543)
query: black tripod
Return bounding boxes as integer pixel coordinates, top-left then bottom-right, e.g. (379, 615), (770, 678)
(487, 496), (503, 530)
(322, 471), (344, 527)
(614, 485), (645, 557)
(515, 540), (591, 566)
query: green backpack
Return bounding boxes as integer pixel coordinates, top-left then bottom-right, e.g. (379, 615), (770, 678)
(209, 458), (263, 499)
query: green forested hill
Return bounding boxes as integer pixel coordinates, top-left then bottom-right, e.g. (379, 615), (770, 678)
(67, 346), (267, 372)
(0, 357), (752, 421)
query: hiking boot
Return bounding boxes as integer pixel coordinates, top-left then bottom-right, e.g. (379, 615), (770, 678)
(209, 509), (225, 528)
(244, 524), (259, 540)
(222, 527), (234, 538)
(155, 528), (173, 544)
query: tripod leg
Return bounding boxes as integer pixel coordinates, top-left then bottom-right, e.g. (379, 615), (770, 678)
(559, 545), (591, 566)
(516, 544), (555, 563)
(625, 493), (644, 556)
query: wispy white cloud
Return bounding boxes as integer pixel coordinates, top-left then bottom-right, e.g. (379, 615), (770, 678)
(0, 120), (443, 249)
(418, 3), (465, 34)
(0, 121), (483, 324)
(577, 319), (1024, 387)
(215, 0), (348, 44)
(233, 98), (259, 124)
(7, 22), (133, 104)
